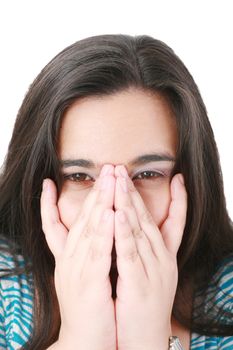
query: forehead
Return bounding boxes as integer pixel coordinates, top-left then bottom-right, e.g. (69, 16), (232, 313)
(58, 88), (177, 167)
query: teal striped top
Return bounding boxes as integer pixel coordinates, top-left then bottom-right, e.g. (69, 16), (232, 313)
(0, 242), (233, 349)
(0, 246), (33, 349)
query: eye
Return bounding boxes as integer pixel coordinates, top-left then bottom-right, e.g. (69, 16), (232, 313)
(63, 172), (94, 183)
(132, 170), (164, 181)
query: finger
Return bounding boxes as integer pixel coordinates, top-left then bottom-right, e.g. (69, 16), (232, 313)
(65, 166), (115, 257)
(115, 176), (157, 279)
(160, 173), (187, 255)
(40, 178), (68, 259)
(114, 209), (147, 287)
(82, 208), (115, 285)
(63, 175), (102, 257)
(115, 165), (167, 260)
(69, 175), (115, 270)
(114, 176), (142, 237)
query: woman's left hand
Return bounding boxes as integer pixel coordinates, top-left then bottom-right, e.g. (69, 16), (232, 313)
(114, 165), (187, 350)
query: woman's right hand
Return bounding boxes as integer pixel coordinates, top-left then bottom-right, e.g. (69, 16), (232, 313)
(40, 164), (116, 350)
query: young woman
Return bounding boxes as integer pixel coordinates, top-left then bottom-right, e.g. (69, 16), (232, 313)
(0, 34), (233, 350)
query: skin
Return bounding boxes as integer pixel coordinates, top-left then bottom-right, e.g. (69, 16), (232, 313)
(41, 88), (189, 349)
(58, 88), (178, 230)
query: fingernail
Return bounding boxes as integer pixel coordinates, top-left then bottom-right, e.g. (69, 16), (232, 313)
(102, 209), (111, 222)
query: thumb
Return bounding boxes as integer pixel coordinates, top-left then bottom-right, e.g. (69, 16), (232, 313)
(160, 173), (187, 255)
(40, 178), (68, 259)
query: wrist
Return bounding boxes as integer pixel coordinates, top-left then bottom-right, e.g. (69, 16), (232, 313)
(144, 326), (172, 350)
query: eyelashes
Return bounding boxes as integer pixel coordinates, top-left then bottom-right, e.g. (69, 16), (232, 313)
(133, 170), (165, 180)
(62, 170), (167, 184)
(63, 173), (93, 182)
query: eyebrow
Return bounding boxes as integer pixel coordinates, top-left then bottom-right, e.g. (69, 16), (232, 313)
(60, 152), (176, 169)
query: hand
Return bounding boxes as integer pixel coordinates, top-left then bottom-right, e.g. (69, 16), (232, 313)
(114, 165), (187, 350)
(40, 164), (117, 350)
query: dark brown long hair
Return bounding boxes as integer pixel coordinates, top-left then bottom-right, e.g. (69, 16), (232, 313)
(0, 34), (233, 349)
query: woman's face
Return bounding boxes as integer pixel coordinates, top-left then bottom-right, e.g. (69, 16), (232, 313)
(58, 88), (177, 230)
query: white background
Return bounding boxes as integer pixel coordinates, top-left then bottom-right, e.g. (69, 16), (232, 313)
(0, 0), (232, 219)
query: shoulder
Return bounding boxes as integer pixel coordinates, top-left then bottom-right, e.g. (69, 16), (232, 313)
(194, 254), (233, 325)
(0, 236), (34, 348)
(191, 256), (233, 349)
(208, 254), (233, 314)
(0, 237), (25, 271)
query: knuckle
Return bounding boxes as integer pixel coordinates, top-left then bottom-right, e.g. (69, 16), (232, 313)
(133, 228), (144, 238)
(50, 217), (62, 227)
(121, 204), (132, 213)
(123, 249), (138, 262)
(119, 229), (131, 239)
(140, 210), (154, 224)
(82, 223), (96, 238)
(96, 224), (105, 236)
(78, 210), (86, 222)
(41, 221), (53, 234)
(128, 180), (136, 192)
(90, 247), (104, 261)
